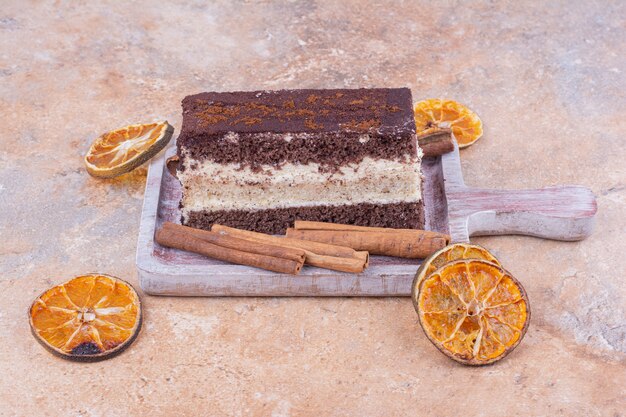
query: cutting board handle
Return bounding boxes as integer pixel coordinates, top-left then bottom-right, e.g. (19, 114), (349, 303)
(448, 185), (597, 242)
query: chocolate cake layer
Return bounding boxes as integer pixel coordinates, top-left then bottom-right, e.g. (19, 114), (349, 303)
(183, 202), (425, 235)
(177, 88), (416, 169)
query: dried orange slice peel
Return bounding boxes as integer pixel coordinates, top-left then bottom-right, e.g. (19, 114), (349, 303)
(84, 121), (174, 178)
(414, 99), (483, 148)
(413, 243), (500, 294)
(29, 274), (142, 361)
(415, 259), (530, 365)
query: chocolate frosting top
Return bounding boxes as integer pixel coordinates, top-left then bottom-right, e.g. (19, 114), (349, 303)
(180, 88), (416, 136)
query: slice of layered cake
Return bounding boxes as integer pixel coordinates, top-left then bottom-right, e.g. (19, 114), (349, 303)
(176, 88), (424, 234)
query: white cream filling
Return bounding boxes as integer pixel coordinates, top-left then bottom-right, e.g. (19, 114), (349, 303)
(179, 155), (423, 212)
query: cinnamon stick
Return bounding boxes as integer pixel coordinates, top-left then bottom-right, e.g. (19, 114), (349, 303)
(294, 221), (447, 239)
(305, 252), (367, 273)
(162, 222), (305, 263)
(354, 251), (370, 266)
(417, 130), (455, 157)
(287, 223), (450, 259)
(155, 227), (303, 275)
(211, 224), (360, 259)
(211, 224), (369, 273)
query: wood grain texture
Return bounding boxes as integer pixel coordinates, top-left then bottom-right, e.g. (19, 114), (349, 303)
(136, 141), (596, 296)
(441, 143), (597, 243)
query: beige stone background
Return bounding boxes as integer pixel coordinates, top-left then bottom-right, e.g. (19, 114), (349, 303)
(1, 0), (625, 416)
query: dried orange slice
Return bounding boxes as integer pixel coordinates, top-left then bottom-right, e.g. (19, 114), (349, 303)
(29, 274), (142, 361)
(412, 243), (500, 296)
(84, 121), (174, 178)
(414, 99), (483, 148)
(415, 260), (530, 365)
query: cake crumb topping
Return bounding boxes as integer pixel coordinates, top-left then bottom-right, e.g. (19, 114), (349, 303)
(187, 88), (413, 133)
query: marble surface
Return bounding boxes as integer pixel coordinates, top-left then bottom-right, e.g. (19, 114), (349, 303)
(1, 1), (625, 415)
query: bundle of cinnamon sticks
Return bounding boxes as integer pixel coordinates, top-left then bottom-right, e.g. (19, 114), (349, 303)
(156, 222), (306, 274)
(155, 222), (370, 275)
(156, 220), (450, 275)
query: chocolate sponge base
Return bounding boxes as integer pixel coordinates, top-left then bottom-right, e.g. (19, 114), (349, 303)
(183, 202), (425, 235)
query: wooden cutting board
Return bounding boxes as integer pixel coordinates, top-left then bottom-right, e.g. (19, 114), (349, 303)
(136, 142), (596, 296)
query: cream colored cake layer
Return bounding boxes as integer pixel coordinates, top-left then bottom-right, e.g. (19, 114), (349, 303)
(179, 156), (422, 212)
